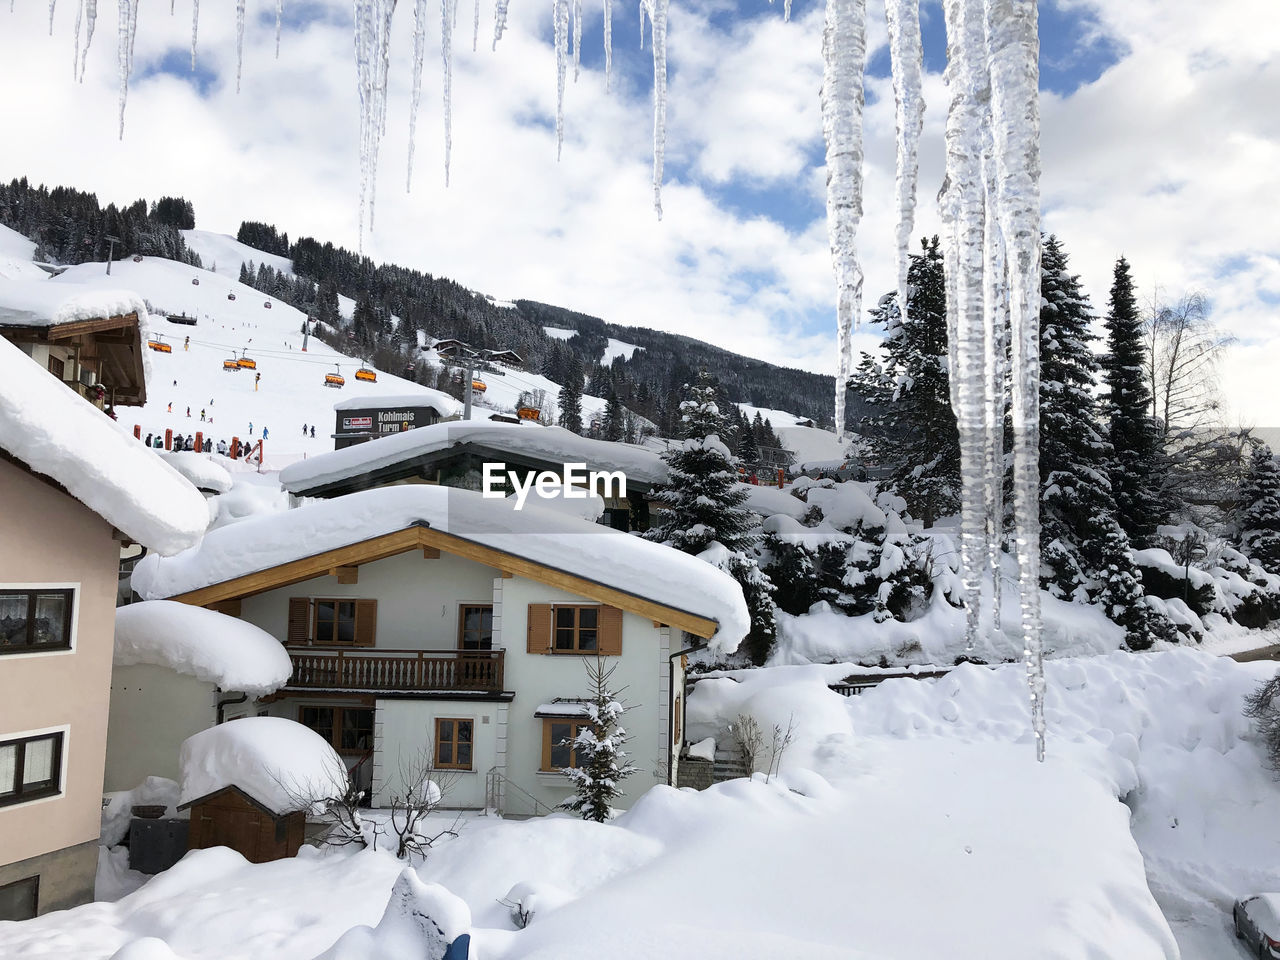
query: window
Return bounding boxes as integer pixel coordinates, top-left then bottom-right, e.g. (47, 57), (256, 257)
(298, 706), (373, 755)
(554, 606), (598, 653)
(457, 605), (493, 651)
(434, 718), (474, 770)
(0, 589), (73, 655)
(47, 355), (64, 380)
(315, 600), (357, 644)
(0, 732), (64, 807)
(0, 876), (38, 922)
(288, 597), (377, 646)
(541, 719), (589, 771)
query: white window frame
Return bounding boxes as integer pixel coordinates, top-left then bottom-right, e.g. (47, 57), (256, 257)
(0, 582), (79, 660)
(0, 723), (71, 811)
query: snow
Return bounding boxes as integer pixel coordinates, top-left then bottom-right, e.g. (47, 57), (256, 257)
(0, 277), (151, 328)
(316, 869), (471, 960)
(132, 485), (750, 652)
(279, 419), (668, 493)
(0, 335), (208, 555)
(602, 338), (640, 364)
(686, 736), (715, 761)
(509, 486), (604, 522)
(541, 326), (575, 341)
(114, 600), (293, 696)
(179, 231), (294, 281)
(178, 716), (348, 812)
(333, 391), (461, 417)
(158, 452), (233, 494)
(535, 701), (592, 717)
(735, 402), (849, 465)
(0, 223), (46, 281)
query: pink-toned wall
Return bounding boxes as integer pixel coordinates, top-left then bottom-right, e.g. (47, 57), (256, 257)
(0, 457), (119, 866)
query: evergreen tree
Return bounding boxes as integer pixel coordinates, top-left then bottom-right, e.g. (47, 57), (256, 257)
(559, 657), (637, 822)
(1240, 444), (1280, 575)
(1103, 256), (1167, 546)
(646, 373), (776, 663)
(558, 354), (584, 434)
(603, 390), (624, 442)
(849, 237), (959, 526)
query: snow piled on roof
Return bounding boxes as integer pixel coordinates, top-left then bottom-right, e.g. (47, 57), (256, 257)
(178, 716), (347, 813)
(158, 452), (233, 494)
(333, 390), (461, 416)
(0, 224), (46, 281)
(115, 601), (292, 696)
(133, 485), (748, 651)
(279, 420), (669, 493)
(0, 278), (150, 328)
(0, 337), (208, 554)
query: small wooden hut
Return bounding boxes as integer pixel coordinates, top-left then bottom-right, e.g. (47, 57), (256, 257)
(179, 784), (306, 863)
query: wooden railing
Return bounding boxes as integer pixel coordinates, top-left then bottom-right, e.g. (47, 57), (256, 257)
(286, 648), (505, 693)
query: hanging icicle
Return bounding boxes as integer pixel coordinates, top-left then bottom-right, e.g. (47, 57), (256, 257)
(79, 0), (96, 80)
(190, 0), (199, 69)
(275, 0), (284, 58)
(48, 0), (57, 35)
(492, 0), (509, 49)
(553, 0), (569, 159)
(602, 0), (612, 91)
(72, 0), (83, 78)
(572, 0), (582, 81)
(441, 0), (457, 186)
(115, 0), (139, 138)
(821, 0), (866, 441)
(352, 0), (397, 244)
(235, 0), (246, 92)
(639, 0), (668, 217)
(407, 0), (430, 190)
(473, 0), (479, 52)
(884, 0), (924, 326)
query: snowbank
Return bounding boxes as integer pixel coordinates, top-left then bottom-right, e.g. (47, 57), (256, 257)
(279, 420), (669, 493)
(0, 278), (151, 329)
(0, 336), (208, 555)
(178, 717), (347, 812)
(158, 452), (233, 494)
(333, 391), (461, 417)
(315, 869), (471, 960)
(115, 601), (292, 696)
(133, 485), (750, 652)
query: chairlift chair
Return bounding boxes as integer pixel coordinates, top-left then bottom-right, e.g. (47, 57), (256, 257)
(355, 360), (377, 383)
(263, 301), (272, 309)
(471, 378), (487, 394)
(325, 364), (345, 388)
(191, 277), (200, 286)
(517, 407), (540, 421)
(147, 335), (172, 354)
(236, 348), (257, 370)
(132, 255), (143, 263)
(227, 292), (237, 301)
(222, 358), (241, 372)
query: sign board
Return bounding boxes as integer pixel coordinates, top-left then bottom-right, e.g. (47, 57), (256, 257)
(333, 405), (444, 449)
(343, 416), (373, 430)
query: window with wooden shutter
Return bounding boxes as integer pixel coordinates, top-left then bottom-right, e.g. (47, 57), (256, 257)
(598, 605), (623, 656)
(527, 604), (552, 654)
(287, 598), (311, 644)
(354, 600), (377, 647)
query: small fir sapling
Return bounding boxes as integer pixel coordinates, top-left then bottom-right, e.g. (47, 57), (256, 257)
(558, 656), (637, 822)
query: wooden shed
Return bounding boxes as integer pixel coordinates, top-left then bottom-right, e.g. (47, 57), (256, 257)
(178, 785), (306, 863)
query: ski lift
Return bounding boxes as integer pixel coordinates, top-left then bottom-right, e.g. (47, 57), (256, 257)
(191, 277), (200, 286)
(517, 407), (540, 421)
(147, 334), (172, 354)
(263, 301), (272, 310)
(236, 348), (257, 370)
(324, 364), (345, 389)
(355, 359), (377, 383)
(471, 378), (487, 394)
(132, 255), (143, 263)
(222, 358), (241, 372)
(227, 292), (237, 301)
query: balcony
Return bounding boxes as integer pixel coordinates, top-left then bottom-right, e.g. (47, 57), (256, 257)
(285, 647), (505, 694)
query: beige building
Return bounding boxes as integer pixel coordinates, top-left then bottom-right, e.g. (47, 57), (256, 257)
(0, 325), (206, 920)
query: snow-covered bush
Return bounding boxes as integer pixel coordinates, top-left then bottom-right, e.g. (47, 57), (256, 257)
(559, 657), (637, 822)
(1244, 671), (1280, 773)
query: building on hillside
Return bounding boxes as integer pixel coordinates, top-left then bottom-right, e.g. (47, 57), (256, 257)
(332, 392), (462, 450)
(0, 336), (207, 920)
(0, 282), (153, 410)
(280, 420), (669, 533)
(130, 486), (748, 817)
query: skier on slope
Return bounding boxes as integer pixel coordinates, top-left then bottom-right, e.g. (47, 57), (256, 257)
(303, 424), (308, 436)
(262, 427), (269, 440)
(311, 425), (316, 438)
(249, 422), (254, 435)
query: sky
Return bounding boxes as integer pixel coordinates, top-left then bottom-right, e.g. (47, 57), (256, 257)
(0, 0), (1277, 426)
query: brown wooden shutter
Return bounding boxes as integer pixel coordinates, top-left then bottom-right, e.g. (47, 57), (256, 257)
(287, 598), (311, 644)
(527, 604), (552, 654)
(354, 600), (377, 647)
(598, 605), (623, 656)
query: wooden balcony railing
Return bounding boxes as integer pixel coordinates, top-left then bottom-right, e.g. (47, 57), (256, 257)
(285, 648), (505, 693)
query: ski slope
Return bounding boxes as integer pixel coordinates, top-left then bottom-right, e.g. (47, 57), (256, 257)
(0, 223), (46, 280)
(737, 403), (849, 465)
(543, 326), (642, 366)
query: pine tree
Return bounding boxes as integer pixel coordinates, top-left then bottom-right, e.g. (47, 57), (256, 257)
(1240, 444), (1280, 576)
(603, 390), (624, 442)
(558, 354), (584, 434)
(1037, 238), (1169, 650)
(559, 658), (637, 822)
(1102, 257), (1167, 547)
(849, 237), (959, 526)
(646, 373), (776, 662)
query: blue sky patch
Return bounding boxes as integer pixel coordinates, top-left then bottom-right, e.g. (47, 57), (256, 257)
(139, 48), (219, 96)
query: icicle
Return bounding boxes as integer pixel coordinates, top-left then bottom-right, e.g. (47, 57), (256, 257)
(352, 0), (397, 244)
(72, 0), (83, 79)
(602, 0), (612, 91)
(553, 0), (569, 159)
(48, 0), (56, 35)
(492, 0), (509, 49)
(640, 0), (667, 216)
(79, 0), (96, 80)
(821, 0), (866, 440)
(116, 0), (139, 139)
(190, 0), (199, 69)
(275, 0), (283, 58)
(884, 0), (923, 326)
(473, 0), (479, 51)
(408, 0), (430, 190)
(235, 0), (246, 92)
(784, 0), (792, 21)
(572, 0), (582, 81)
(984, 0), (1043, 760)
(169, 0), (173, 11)
(638, 0), (645, 50)
(441, 0), (456, 186)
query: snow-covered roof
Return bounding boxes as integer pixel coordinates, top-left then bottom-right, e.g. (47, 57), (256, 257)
(115, 600), (293, 696)
(332, 390), (462, 416)
(278, 420), (669, 494)
(534, 700), (592, 718)
(0, 336), (209, 555)
(158, 451), (233, 494)
(177, 716), (347, 813)
(0, 278), (149, 328)
(132, 485), (749, 651)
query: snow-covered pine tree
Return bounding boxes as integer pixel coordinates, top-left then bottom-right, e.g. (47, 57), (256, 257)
(1037, 238), (1170, 650)
(646, 372), (777, 663)
(603, 390), (625, 442)
(1102, 257), (1167, 547)
(558, 657), (637, 823)
(558, 354), (584, 434)
(1240, 444), (1280, 576)
(848, 237), (959, 527)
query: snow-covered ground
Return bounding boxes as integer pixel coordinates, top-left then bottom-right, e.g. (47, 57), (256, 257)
(737, 402), (849, 465)
(180, 230), (294, 281)
(540, 326), (642, 366)
(6, 650), (1274, 959)
(0, 223), (47, 280)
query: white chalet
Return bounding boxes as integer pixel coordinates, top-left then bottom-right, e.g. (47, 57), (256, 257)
(131, 486), (748, 815)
